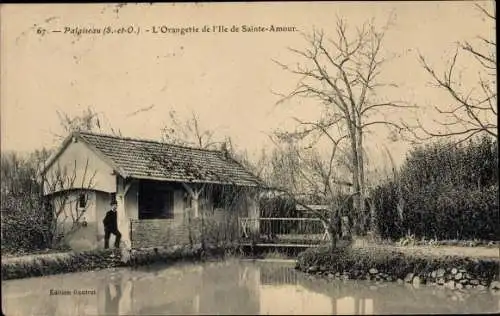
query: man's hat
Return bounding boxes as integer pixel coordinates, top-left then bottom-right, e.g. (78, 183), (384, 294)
(110, 199), (117, 206)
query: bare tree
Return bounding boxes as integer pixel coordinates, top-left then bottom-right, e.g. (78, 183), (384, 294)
(407, 3), (496, 143)
(56, 106), (104, 136)
(162, 110), (223, 149)
(258, 130), (360, 248)
(275, 17), (414, 236)
(269, 132), (351, 201)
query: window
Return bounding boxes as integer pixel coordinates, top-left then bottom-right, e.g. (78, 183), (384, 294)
(78, 193), (87, 209)
(138, 182), (174, 220)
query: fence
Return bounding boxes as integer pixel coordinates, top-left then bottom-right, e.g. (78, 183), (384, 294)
(239, 217), (329, 246)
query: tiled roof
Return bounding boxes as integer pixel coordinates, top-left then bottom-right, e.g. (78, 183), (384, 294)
(77, 131), (263, 187)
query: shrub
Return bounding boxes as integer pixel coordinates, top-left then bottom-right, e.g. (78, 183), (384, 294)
(1, 151), (53, 253)
(372, 136), (499, 241)
(1, 201), (52, 254)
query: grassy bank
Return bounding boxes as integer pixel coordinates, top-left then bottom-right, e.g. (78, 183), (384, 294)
(296, 246), (500, 291)
(1, 245), (235, 281)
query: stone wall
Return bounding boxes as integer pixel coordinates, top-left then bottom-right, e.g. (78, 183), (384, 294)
(130, 219), (201, 249)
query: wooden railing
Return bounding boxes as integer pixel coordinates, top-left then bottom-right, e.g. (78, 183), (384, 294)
(239, 217), (330, 246)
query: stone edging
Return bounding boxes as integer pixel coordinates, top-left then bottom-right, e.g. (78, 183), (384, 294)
(295, 247), (500, 292)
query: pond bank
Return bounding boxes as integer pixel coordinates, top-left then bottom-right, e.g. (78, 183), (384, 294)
(1, 244), (300, 281)
(1, 245), (233, 281)
(296, 246), (500, 291)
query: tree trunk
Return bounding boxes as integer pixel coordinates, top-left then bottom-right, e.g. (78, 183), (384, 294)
(356, 126), (367, 235)
(348, 122), (362, 236)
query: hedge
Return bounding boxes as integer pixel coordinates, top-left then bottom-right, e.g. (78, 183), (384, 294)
(372, 136), (499, 241)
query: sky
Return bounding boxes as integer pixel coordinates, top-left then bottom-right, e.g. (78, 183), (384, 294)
(0, 1), (495, 169)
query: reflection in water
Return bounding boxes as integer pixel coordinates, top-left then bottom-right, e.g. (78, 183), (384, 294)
(2, 259), (500, 315)
(105, 278), (121, 315)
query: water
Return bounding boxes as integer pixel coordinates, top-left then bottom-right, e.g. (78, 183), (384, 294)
(2, 259), (499, 315)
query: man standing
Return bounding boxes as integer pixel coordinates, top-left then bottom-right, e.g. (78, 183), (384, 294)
(103, 200), (121, 249)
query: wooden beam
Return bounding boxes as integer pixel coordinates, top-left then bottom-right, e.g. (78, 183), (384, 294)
(182, 182), (195, 197)
(181, 182), (205, 198)
(123, 180), (134, 197)
(196, 183), (206, 197)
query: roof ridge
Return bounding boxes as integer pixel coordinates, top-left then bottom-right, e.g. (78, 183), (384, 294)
(77, 130), (224, 154)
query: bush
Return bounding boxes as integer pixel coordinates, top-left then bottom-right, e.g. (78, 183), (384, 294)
(372, 136), (499, 241)
(1, 151), (53, 253)
(1, 201), (52, 254)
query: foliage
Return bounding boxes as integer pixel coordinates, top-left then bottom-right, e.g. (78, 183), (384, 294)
(183, 185), (251, 248)
(259, 196), (297, 218)
(1, 151), (53, 253)
(198, 213), (240, 247)
(296, 246), (349, 270)
(372, 135), (499, 241)
(400, 135), (498, 189)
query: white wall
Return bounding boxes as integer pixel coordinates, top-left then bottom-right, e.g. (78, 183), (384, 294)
(52, 189), (98, 251)
(43, 139), (116, 195)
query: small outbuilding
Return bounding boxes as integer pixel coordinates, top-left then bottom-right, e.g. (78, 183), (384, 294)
(40, 131), (263, 250)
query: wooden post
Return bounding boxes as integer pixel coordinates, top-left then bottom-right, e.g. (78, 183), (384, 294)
(246, 188), (260, 241)
(182, 183), (205, 218)
(117, 177), (131, 249)
(192, 195), (200, 218)
(182, 183), (206, 247)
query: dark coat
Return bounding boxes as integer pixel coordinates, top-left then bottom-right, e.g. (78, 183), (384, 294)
(103, 210), (118, 232)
